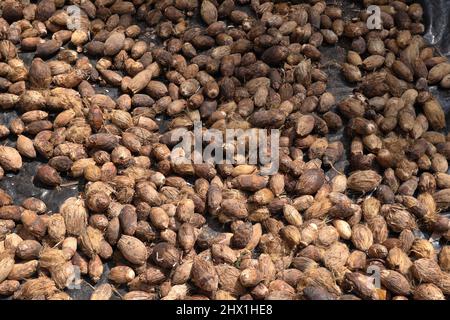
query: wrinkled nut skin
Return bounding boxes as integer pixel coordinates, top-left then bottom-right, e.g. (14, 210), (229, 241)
(0, 146), (22, 171)
(35, 165), (62, 186)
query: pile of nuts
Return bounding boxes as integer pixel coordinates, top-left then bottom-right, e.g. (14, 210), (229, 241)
(1, 0), (450, 300)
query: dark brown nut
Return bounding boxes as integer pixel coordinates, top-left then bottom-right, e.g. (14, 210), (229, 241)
(0, 279), (20, 296)
(119, 204), (137, 236)
(109, 266), (135, 284)
(414, 284), (445, 300)
(338, 97), (365, 118)
(428, 63), (450, 85)
(261, 46), (288, 66)
(392, 60), (414, 82)
(0, 0), (448, 301)
(295, 169), (325, 195)
(231, 174), (268, 192)
(35, 164), (62, 187)
(0, 146), (22, 171)
(362, 55), (385, 71)
(104, 31), (125, 56)
(221, 199), (248, 219)
(423, 99), (445, 130)
(59, 197), (88, 237)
